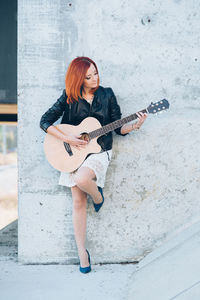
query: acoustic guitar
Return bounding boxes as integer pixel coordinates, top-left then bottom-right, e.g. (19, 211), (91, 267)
(43, 99), (169, 172)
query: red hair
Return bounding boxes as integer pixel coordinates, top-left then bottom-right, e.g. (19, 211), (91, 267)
(65, 56), (100, 104)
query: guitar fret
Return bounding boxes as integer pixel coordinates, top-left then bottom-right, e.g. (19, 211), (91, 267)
(88, 109), (147, 140)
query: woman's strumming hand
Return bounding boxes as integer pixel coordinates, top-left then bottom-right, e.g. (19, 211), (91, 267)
(63, 134), (88, 149)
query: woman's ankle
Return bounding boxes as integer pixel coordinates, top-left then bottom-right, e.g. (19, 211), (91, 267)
(92, 191), (103, 204)
(78, 247), (86, 254)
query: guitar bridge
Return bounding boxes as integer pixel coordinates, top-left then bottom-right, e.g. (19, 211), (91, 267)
(63, 142), (73, 156)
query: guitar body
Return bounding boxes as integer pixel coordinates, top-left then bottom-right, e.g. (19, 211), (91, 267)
(44, 117), (102, 172)
(43, 99), (169, 173)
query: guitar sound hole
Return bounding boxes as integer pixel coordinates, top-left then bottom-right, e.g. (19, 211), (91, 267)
(80, 133), (90, 142)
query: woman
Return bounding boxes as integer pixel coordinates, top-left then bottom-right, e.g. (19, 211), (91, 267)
(40, 56), (147, 274)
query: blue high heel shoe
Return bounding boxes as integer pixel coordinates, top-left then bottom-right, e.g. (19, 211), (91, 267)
(93, 186), (104, 212)
(79, 249), (91, 274)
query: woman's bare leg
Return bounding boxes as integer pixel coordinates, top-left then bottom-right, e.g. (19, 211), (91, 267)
(73, 167), (103, 204)
(71, 185), (89, 267)
(71, 167), (103, 268)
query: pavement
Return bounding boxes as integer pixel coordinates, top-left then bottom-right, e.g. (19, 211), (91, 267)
(1, 219), (200, 300)
(0, 257), (137, 300)
(128, 220), (200, 300)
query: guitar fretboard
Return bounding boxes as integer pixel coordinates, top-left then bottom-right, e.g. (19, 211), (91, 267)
(88, 109), (147, 139)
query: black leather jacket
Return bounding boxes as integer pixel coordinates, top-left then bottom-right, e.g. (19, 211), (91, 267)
(40, 86), (127, 151)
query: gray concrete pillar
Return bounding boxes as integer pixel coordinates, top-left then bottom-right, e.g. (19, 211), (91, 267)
(18, 0), (200, 264)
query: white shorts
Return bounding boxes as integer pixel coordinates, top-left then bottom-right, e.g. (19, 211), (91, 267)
(58, 150), (112, 188)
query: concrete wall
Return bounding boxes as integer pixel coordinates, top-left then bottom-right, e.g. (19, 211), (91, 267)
(18, 0), (200, 263)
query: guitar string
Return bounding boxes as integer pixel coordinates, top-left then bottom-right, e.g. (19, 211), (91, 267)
(88, 109), (147, 140)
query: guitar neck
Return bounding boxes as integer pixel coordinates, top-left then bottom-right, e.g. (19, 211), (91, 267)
(88, 108), (148, 139)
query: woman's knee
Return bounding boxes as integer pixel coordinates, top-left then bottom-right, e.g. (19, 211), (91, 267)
(74, 173), (89, 187)
(72, 195), (86, 210)
(71, 186), (87, 210)
(74, 167), (95, 187)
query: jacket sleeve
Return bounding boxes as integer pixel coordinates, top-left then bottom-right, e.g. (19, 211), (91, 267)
(108, 88), (128, 136)
(40, 89), (67, 133)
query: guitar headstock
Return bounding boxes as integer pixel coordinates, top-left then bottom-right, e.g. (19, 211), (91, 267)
(147, 99), (170, 114)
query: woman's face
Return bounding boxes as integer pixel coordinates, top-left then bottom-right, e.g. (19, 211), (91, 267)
(83, 63), (98, 90)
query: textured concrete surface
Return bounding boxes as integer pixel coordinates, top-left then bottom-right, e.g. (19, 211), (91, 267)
(18, 0), (200, 263)
(0, 259), (137, 300)
(0, 220), (18, 258)
(127, 220), (200, 300)
(1, 220), (200, 300)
